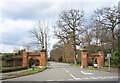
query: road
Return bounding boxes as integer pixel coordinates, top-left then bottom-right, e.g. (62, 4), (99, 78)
(2, 62), (119, 81)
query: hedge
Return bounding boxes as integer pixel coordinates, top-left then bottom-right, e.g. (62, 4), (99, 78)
(1, 66), (27, 73)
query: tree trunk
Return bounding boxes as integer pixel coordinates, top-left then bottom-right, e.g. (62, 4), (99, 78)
(73, 28), (77, 65)
(74, 44), (77, 65)
(45, 33), (47, 63)
(74, 56), (77, 65)
(42, 33), (44, 49)
(111, 29), (115, 53)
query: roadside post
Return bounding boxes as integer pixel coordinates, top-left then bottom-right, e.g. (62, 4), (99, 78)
(107, 53), (111, 71)
(32, 64), (35, 70)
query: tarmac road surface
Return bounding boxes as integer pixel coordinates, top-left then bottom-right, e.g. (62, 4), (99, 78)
(2, 61), (119, 81)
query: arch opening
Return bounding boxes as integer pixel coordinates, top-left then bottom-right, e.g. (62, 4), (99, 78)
(28, 58), (40, 67)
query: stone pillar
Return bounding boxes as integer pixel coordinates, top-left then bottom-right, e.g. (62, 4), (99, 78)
(101, 52), (104, 66)
(22, 52), (28, 67)
(81, 50), (88, 68)
(97, 57), (101, 69)
(40, 50), (46, 67)
(98, 52), (104, 68)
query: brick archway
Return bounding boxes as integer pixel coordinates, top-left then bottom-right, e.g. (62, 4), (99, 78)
(22, 50), (46, 67)
(81, 50), (104, 69)
(28, 56), (41, 67)
(87, 53), (104, 68)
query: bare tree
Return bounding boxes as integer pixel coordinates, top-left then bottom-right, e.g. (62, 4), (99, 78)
(13, 48), (19, 55)
(54, 9), (84, 65)
(44, 22), (49, 60)
(93, 6), (119, 53)
(80, 26), (93, 48)
(30, 20), (49, 53)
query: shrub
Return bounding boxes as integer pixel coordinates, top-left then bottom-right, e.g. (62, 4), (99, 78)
(3, 53), (13, 56)
(47, 58), (51, 61)
(7, 58), (13, 62)
(2, 61), (6, 67)
(88, 62), (93, 66)
(77, 62), (81, 65)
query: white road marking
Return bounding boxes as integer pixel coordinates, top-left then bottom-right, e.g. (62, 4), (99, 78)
(81, 71), (93, 75)
(110, 76), (118, 78)
(96, 77), (105, 79)
(75, 78), (81, 80)
(63, 68), (69, 73)
(46, 80), (54, 81)
(70, 74), (76, 79)
(63, 68), (118, 81)
(86, 73), (93, 74)
(69, 73), (81, 80)
(63, 68), (80, 80)
(57, 79), (64, 81)
(103, 77), (108, 79)
(81, 71), (85, 74)
(74, 76), (119, 80)
(90, 77), (101, 79)
(106, 76), (115, 78)
(89, 76), (118, 80)
(63, 68), (90, 80)
(65, 70), (69, 73)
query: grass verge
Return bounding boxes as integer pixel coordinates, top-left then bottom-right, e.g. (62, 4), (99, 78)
(3, 67), (45, 76)
(46, 62), (50, 67)
(85, 67), (113, 72)
(3, 63), (51, 77)
(103, 65), (118, 68)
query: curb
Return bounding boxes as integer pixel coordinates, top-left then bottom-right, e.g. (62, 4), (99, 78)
(1, 68), (46, 80)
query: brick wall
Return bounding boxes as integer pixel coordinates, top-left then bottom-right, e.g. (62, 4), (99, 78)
(3, 60), (22, 67)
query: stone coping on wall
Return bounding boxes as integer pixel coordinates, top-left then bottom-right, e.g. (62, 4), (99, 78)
(29, 53), (40, 56)
(88, 53), (101, 56)
(40, 49), (46, 52)
(82, 50), (87, 52)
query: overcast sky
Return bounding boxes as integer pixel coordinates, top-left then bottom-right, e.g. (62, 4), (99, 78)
(0, 0), (118, 56)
